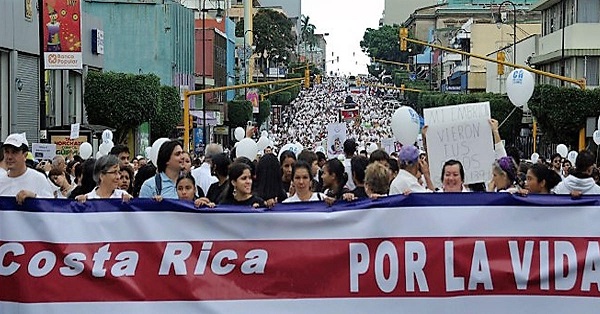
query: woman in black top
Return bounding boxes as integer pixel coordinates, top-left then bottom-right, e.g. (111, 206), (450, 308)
(322, 158), (350, 200)
(205, 153), (231, 204)
(279, 150), (296, 194)
(254, 154), (287, 207)
(220, 162), (264, 208)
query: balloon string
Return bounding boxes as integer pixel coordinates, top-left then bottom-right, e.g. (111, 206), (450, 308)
(498, 107), (519, 129)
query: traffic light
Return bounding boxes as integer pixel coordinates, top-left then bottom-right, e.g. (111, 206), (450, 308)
(304, 68), (310, 88)
(399, 28), (408, 51)
(497, 51), (505, 75)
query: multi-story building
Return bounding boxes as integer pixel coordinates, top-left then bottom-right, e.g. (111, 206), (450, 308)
(382, 0), (437, 27)
(404, 0), (540, 93)
(530, 0), (600, 88)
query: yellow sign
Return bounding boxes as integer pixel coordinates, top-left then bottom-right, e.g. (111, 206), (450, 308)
(50, 135), (87, 156)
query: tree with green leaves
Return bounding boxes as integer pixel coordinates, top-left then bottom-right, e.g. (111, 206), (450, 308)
(84, 72), (159, 143)
(361, 25), (423, 77)
(227, 100), (253, 128)
(150, 86), (182, 141)
(236, 9), (295, 79)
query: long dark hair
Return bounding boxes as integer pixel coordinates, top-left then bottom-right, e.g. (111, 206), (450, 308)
(324, 158), (348, 198)
(254, 154), (286, 200)
(156, 140), (182, 173)
(68, 158), (97, 199)
(528, 163), (561, 192)
(221, 162), (252, 203)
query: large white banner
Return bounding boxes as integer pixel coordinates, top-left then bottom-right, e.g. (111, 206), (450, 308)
(424, 102), (495, 187)
(2, 194), (600, 313)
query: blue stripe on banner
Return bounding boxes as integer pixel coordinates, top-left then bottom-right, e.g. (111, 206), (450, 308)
(1, 193), (600, 214)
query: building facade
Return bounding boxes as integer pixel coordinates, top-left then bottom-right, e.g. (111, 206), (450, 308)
(530, 0), (600, 88)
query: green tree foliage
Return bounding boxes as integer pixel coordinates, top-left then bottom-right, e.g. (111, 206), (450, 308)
(529, 84), (600, 147)
(256, 99), (272, 127)
(236, 9), (295, 76)
(151, 86), (182, 141)
(361, 25), (423, 76)
(84, 72), (159, 143)
(269, 91), (292, 106)
(227, 100), (253, 128)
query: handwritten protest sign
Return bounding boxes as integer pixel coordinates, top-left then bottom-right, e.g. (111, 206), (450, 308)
(424, 102), (494, 188)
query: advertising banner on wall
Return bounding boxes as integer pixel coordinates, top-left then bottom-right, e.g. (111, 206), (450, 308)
(43, 0), (83, 69)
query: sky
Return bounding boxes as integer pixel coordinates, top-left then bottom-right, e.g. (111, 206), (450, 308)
(301, 0), (385, 76)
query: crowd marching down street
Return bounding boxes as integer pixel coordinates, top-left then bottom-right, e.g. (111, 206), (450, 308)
(1, 76), (599, 208)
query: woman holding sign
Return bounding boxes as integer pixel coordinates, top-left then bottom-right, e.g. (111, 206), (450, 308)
(439, 160), (469, 192)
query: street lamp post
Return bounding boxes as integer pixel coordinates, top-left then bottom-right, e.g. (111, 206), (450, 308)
(242, 29), (254, 96)
(496, 1), (517, 65)
(201, 0), (223, 149)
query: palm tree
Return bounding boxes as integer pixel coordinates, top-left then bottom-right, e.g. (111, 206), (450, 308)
(300, 15), (315, 62)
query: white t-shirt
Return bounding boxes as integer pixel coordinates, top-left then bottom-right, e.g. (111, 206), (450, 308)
(0, 168), (55, 197)
(85, 187), (130, 199)
(282, 192), (326, 203)
(389, 169), (432, 195)
(0, 168), (6, 177)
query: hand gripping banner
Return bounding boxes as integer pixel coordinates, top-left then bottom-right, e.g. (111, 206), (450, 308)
(2, 194), (600, 313)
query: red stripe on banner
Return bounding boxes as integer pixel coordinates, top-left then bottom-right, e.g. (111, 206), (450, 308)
(2, 237), (600, 303)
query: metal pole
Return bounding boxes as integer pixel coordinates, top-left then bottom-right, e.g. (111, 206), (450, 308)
(202, 0), (207, 148)
(38, 0), (47, 132)
(243, 33), (246, 96)
(561, 0), (566, 86)
(512, 2), (516, 65)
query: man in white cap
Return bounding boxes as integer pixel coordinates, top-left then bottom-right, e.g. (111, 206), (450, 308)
(0, 133), (55, 204)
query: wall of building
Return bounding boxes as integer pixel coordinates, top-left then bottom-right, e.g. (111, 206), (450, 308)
(384, 0), (437, 26)
(84, 0), (194, 86)
(486, 35), (538, 93)
(0, 0), (41, 142)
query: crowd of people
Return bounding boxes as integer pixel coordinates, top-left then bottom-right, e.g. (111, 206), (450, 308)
(1, 79), (600, 208)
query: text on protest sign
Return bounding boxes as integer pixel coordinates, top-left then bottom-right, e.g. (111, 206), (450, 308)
(424, 102), (495, 187)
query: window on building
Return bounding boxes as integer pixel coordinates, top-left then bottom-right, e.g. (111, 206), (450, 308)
(577, 0), (600, 23)
(586, 57), (599, 87)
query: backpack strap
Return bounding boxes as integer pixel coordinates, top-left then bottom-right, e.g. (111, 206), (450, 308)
(154, 173), (162, 196)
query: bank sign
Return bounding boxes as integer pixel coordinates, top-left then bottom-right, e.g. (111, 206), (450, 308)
(43, 0), (83, 69)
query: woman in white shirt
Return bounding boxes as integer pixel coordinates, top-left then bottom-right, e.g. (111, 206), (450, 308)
(76, 155), (132, 202)
(283, 161), (326, 203)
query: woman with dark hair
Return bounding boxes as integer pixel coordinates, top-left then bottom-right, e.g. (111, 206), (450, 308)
(119, 165), (134, 195)
(554, 150), (600, 194)
(526, 164), (561, 194)
(562, 160), (572, 177)
(322, 158), (349, 200)
(488, 156), (519, 193)
(206, 153), (231, 204)
(279, 150), (296, 194)
(220, 162), (265, 207)
(176, 172), (214, 208)
(254, 154), (287, 207)
(283, 161), (326, 203)
(440, 160), (468, 192)
(69, 158), (97, 199)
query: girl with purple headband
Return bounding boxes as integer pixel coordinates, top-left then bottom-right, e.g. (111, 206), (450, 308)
(488, 156), (520, 193)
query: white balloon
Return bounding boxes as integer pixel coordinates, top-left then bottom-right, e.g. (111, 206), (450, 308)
(98, 143), (110, 155)
(79, 142), (93, 159)
(145, 147), (152, 158)
(530, 152), (539, 164)
(278, 143), (296, 159)
(261, 131), (268, 138)
(237, 138), (258, 160)
(597, 116), (600, 131)
(315, 146), (326, 155)
(391, 106), (421, 145)
(556, 144), (568, 158)
(594, 130), (600, 145)
(506, 69), (535, 108)
(104, 140), (114, 153)
(567, 150), (578, 165)
(102, 129), (113, 142)
(257, 136), (270, 151)
(294, 143), (304, 155)
(234, 127), (245, 141)
(96, 151), (104, 159)
(150, 138), (170, 166)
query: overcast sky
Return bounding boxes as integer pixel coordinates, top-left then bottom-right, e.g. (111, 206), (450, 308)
(301, 0), (385, 76)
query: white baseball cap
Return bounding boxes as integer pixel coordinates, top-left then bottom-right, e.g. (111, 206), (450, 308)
(2, 133), (28, 150)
